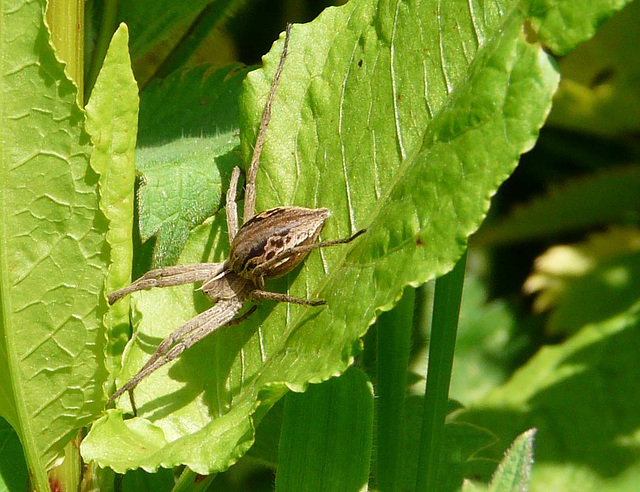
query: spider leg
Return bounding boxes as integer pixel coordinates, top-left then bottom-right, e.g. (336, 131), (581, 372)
(252, 228), (366, 278)
(108, 263), (225, 305)
(244, 24), (291, 221)
(107, 298), (244, 408)
(250, 290), (325, 306)
(226, 166), (241, 242)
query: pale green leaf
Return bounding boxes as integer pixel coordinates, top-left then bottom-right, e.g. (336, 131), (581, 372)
(85, 24), (139, 383)
(530, 0), (629, 55)
(0, 0), (108, 488)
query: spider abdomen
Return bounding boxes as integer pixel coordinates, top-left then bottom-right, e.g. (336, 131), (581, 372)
(229, 206), (330, 280)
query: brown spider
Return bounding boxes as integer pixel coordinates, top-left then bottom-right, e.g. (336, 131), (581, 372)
(107, 24), (365, 412)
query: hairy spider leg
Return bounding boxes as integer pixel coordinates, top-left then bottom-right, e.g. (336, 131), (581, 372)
(108, 263), (226, 305)
(108, 298), (246, 410)
(226, 166), (241, 242)
(243, 23), (292, 222)
(249, 290), (325, 306)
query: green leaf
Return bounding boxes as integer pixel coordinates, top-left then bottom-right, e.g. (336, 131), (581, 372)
(275, 367), (373, 491)
(488, 429), (536, 492)
(530, 0), (629, 55)
(84, 0), (633, 475)
(455, 252), (640, 490)
(0, 0), (109, 489)
(85, 23), (139, 384)
(135, 64), (248, 266)
(138, 64), (249, 148)
(475, 165), (640, 245)
(136, 134), (240, 267)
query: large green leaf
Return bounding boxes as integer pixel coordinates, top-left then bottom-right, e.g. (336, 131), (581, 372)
(0, 0), (109, 488)
(136, 134), (240, 267)
(82, 0), (627, 475)
(137, 63), (249, 148)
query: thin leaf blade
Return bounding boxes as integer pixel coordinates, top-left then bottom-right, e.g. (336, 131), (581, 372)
(85, 23), (139, 386)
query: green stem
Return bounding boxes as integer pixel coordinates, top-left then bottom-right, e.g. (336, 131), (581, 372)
(415, 250), (468, 491)
(376, 287), (414, 491)
(171, 467), (216, 492)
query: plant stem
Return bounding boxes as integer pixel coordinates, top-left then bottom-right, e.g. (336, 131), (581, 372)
(171, 467), (216, 492)
(376, 287), (414, 491)
(415, 250), (467, 491)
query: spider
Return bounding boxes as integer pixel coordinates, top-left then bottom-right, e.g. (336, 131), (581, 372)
(107, 24), (365, 412)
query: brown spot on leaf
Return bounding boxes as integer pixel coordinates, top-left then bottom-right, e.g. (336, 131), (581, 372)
(49, 478), (62, 492)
